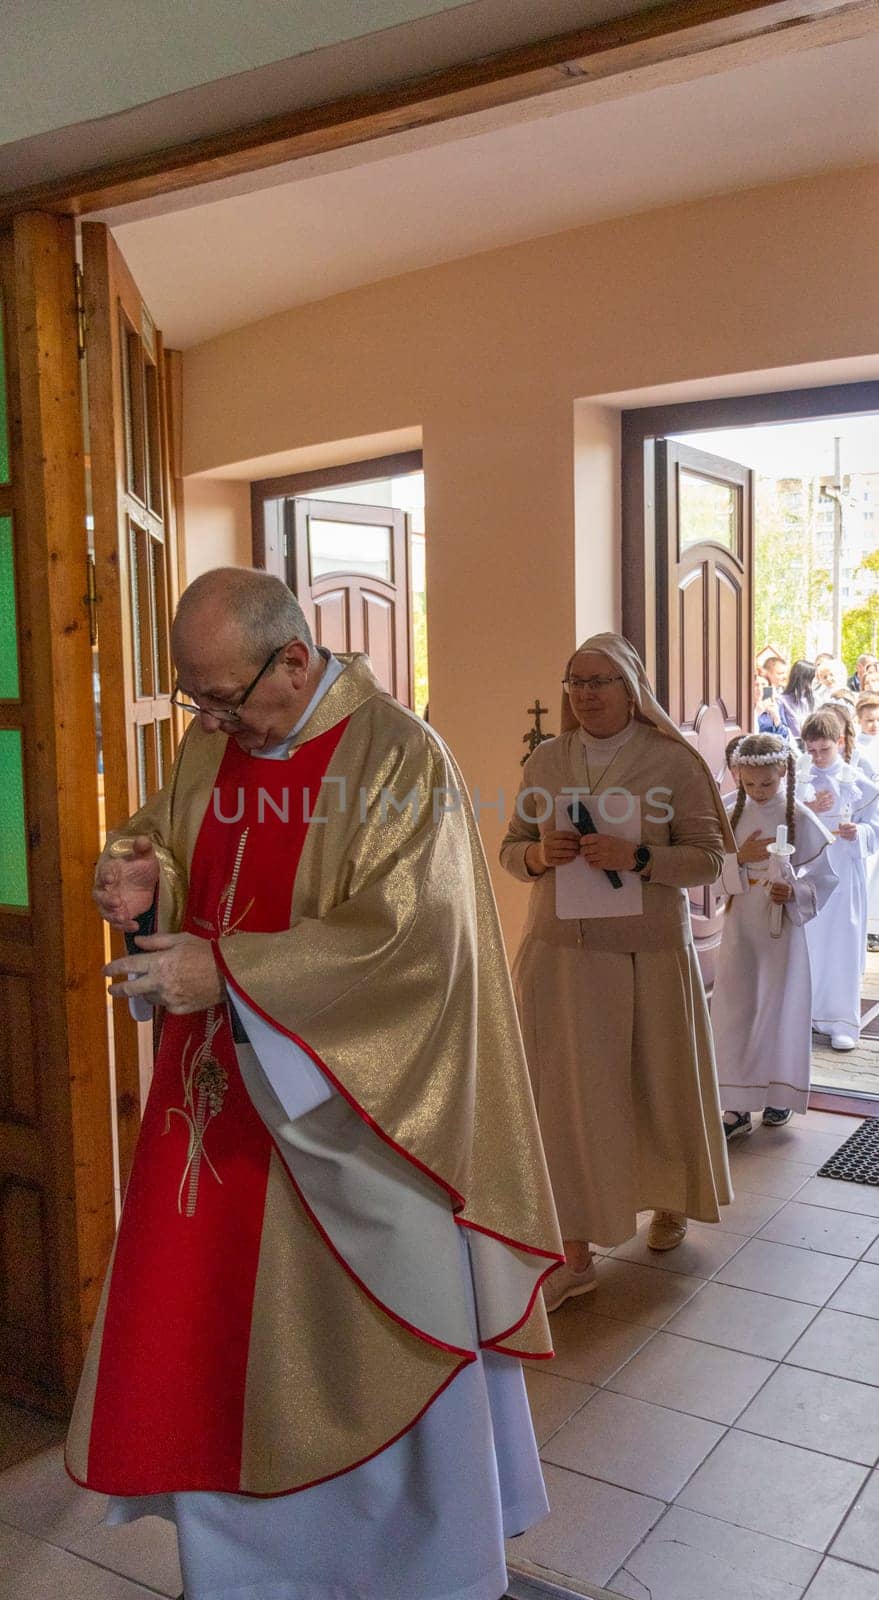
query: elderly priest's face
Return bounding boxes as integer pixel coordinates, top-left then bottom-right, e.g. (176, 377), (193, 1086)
(173, 620), (315, 755)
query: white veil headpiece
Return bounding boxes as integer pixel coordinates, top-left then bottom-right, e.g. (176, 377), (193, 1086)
(561, 632), (736, 850)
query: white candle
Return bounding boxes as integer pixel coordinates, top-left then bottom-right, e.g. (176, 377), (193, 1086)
(775, 824), (787, 849)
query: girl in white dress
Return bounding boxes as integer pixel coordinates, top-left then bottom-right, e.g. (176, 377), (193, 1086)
(713, 734), (836, 1140)
(855, 694), (879, 951)
(802, 708), (879, 1050)
(855, 693), (879, 767)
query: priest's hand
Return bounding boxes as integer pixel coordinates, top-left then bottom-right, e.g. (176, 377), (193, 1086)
(579, 833), (639, 872)
(93, 835), (159, 931)
(103, 933), (224, 1014)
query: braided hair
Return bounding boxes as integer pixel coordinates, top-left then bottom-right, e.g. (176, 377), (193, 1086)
(728, 732), (796, 846)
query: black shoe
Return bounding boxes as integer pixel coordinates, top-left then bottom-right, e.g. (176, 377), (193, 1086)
(762, 1106), (794, 1128)
(723, 1111), (753, 1141)
(868, 935), (879, 953)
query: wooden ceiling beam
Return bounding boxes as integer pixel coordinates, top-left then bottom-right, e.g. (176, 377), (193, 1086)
(1, 0), (876, 220)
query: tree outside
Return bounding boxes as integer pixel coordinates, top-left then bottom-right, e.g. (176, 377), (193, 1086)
(754, 477), (832, 666)
(755, 472), (879, 670)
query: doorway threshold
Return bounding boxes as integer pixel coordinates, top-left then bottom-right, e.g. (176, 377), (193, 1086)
(506, 1558), (625, 1600)
(809, 1088), (879, 1118)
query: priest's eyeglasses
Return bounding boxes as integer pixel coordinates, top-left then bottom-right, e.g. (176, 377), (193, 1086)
(171, 646), (283, 723)
(563, 674), (624, 693)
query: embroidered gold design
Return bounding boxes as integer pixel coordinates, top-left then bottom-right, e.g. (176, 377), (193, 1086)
(197, 1055), (229, 1115)
(166, 826), (249, 1216)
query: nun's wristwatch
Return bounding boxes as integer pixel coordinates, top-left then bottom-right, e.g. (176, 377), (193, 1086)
(633, 844), (652, 874)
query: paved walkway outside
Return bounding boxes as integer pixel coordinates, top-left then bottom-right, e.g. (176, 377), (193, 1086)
(812, 951), (879, 1098)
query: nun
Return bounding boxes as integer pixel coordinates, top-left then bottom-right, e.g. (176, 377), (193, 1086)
(500, 633), (733, 1310)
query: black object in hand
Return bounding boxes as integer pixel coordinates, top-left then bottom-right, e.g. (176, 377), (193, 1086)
(123, 904), (156, 957)
(567, 802), (623, 889)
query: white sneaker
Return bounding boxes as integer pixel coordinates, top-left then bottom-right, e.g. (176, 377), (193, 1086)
(543, 1260), (597, 1313)
(831, 1033), (857, 1051)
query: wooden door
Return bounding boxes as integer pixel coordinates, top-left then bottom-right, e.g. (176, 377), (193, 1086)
(288, 498), (411, 705)
(0, 215), (114, 1411)
(655, 439), (753, 986)
(82, 222), (180, 1191)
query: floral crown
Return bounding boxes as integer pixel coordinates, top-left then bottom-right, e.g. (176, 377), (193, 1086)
(731, 739), (791, 768)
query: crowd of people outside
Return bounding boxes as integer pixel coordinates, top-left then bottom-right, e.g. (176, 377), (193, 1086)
(755, 648), (879, 742)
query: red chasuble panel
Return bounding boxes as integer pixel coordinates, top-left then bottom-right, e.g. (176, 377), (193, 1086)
(85, 721), (348, 1492)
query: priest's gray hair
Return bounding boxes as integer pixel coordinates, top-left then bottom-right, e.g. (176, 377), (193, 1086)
(173, 567), (315, 664)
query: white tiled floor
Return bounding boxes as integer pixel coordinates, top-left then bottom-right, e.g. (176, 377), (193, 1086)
(7, 1111), (879, 1599)
(514, 1110), (879, 1599)
(0, 1422), (181, 1600)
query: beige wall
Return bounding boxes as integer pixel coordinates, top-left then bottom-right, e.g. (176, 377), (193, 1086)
(574, 402), (622, 645)
(181, 477), (252, 585)
(181, 163), (879, 948)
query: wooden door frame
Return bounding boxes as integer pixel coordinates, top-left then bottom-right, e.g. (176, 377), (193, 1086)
(251, 449), (423, 572)
(1, 214), (115, 1411)
(2, 3), (869, 223)
(621, 379), (879, 681)
(83, 220), (181, 1190)
(289, 496), (413, 705)
(654, 437), (753, 721)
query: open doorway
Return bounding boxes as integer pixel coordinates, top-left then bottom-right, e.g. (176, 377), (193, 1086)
(253, 456), (428, 718)
(665, 415), (879, 1105)
(622, 383), (879, 1113)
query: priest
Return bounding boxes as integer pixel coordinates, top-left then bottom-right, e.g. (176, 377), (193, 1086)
(67, 567), (562, 1600)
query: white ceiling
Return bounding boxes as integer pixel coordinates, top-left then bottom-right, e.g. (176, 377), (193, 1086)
(0, 0), (662, 187)
(109, 29), (879, 350)
(1, 0), (472, 144)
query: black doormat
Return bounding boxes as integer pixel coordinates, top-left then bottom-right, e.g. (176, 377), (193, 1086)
(818, 1117), (879, 1185)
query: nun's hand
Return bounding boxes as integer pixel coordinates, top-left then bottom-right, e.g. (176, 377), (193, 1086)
(579, 834), (638, 872)
(539, 830), (581, 867)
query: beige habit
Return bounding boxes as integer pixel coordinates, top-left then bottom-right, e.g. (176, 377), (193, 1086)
(500, 634), (733, 1245)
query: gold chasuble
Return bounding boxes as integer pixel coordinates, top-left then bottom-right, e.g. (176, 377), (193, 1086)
(67, 655), (562, 1498)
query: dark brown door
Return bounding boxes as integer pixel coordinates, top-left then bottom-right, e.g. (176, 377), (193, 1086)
(288, 498), (411, 705)
(83, 222), (180, 1192)
(655, 439), (753, 985)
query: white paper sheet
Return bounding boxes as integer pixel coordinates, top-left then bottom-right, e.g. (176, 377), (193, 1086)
(554, 791), (643, 919)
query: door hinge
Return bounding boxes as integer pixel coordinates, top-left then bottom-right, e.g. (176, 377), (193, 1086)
(83, 552), (98, 646)
(74, 263), (87, 359)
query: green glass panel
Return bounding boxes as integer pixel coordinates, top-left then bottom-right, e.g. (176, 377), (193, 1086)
(0, 303), (9, 485)
(0, 729), (28, 907)
(0, 518), (19, 698)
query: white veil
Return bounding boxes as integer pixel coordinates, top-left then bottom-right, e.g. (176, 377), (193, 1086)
(561, 631), (736, 851)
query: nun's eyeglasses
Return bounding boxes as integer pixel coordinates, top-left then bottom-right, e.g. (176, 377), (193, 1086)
(563, 674), (624, 693)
